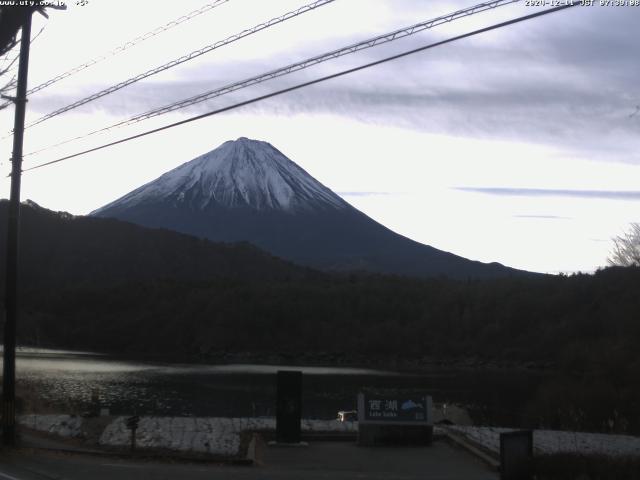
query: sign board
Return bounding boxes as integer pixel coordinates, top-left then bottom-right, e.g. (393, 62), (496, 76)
(357, 392), (433, 446)
(125, 415), (139, 430)
(358, 393), (433, 425)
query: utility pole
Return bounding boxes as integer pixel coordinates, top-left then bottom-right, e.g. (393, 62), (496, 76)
(2, 9), (33, 447)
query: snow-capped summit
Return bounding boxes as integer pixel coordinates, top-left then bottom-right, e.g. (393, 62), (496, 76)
(93, 137), (347, 215)
(93, 137), (524, 279)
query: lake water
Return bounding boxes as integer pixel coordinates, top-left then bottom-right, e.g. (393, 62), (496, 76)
(6, 349), (546, 425)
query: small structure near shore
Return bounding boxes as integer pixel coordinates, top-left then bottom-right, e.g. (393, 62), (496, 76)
(357, 393), (433, 446)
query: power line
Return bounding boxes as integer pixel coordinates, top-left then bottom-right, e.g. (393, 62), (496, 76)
(23, 0), (335, 130)
(22, 4), (578, 174)
(26, 0), (231, 96)
(23, 0), (519, 158)
(110, 0), (524, 128)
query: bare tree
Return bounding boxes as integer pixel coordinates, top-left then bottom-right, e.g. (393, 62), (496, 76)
(0, 51), (19, 107)
(0, 4), (63, 109)
(0, 6), (37, 108)
(608, 223), (640, 267)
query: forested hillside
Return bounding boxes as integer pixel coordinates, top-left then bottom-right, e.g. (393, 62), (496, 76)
(1, 201), (639, 434)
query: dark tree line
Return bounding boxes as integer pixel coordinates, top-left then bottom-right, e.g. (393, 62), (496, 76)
(16, 267), (639, 363)
(8, 266), (640, 434)
(2, 202), (639, 433)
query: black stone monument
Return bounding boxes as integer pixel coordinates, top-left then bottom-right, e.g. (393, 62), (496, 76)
(276, 370), (302, 443)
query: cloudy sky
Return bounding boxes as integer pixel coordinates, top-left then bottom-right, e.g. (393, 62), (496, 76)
(1, 0), (639, 274)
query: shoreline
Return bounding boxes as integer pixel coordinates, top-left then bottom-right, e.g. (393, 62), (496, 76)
(12, 345), (557, 374)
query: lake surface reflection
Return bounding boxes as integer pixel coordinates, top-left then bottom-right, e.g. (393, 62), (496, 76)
(6, 349), (546, 424)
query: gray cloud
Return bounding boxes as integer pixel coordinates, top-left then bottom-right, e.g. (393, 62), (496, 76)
(455, 187), (640, 201)
(337, 191), (396, 196)
(28, 5), (640, 165)
(513, 215), (572, 220)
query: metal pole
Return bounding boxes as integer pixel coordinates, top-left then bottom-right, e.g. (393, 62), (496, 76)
(2, 10), (33, 447)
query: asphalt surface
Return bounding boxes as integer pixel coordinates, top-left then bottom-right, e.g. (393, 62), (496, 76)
(0, 440), (498, 480)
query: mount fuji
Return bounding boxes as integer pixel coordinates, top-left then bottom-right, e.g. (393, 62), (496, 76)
(92, 137), (521, 279)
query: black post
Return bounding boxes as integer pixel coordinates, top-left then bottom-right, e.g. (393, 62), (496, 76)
(500, 430), (533, 480)
(276, 370), (302, 443)
(125, 415), (139, 452)
(130, 427), (136, 452)
(2, 10), (32, 447)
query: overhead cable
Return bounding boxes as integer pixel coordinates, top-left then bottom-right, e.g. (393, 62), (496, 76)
(24, 0), (519, 157)
(23, 0), (335, 129)
(123, 0), (521, 126)
(22, 4), (579, 173)
(26, 0), (231, 96)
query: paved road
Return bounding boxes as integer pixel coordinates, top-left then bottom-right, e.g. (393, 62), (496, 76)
(0, 440), (498, 479)
(263, 441), (498, 479)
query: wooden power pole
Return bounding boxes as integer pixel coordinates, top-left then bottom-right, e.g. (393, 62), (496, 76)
(2, 9), (32, 447)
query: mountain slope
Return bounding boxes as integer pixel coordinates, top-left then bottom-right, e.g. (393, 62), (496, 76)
(95, 137), (347, 214)
(92, 137), (525, 279)
(0, 200), (313, 290)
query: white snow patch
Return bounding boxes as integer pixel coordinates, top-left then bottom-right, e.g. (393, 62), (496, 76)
(99, 416), (240, 456)
(19, 414), (356, 457)
(98, 416), (356, 456)
(19, 414), (83, 438)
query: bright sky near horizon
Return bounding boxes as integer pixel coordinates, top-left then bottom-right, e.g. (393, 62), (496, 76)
(0, 0), (639, 274)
